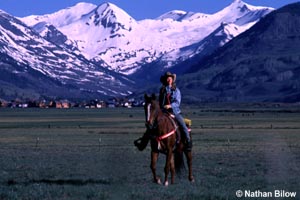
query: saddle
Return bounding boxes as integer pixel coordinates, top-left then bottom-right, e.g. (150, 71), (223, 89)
(166, 112), (192, 126)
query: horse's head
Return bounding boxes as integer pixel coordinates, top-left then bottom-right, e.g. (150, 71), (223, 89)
(144, 93), (160, 129)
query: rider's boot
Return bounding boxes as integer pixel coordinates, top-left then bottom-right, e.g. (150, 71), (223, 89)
(134, 136), (149, 151)
(134, 130), (151, 151)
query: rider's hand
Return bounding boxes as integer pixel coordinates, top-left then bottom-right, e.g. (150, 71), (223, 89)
(164, 105), (171, 109)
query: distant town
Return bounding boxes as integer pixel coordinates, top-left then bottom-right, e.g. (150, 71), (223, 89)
(0, 98), (144, 109)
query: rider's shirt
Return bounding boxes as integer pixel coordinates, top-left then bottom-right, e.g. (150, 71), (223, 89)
(159, 85), (181, 115)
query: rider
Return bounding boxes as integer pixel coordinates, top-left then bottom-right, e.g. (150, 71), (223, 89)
(159, 72), (192, 150)
(134, 72), (192, 151)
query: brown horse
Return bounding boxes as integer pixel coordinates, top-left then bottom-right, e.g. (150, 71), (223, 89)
(144, 94), (194, 186)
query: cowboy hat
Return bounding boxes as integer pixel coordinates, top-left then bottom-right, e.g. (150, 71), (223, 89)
(160, 72), (176, 84)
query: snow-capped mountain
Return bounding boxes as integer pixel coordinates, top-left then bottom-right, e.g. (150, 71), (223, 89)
(0, 0), (279, 101)
(177, 2), (300, 103)
(21, 0), (274, 75)
(0, 9), (133, 99)
(155, 0), (273, 69)
(138, 22), (246, 79)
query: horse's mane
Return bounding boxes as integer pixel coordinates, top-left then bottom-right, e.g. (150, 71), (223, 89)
(145, 94), (162, 113)
(152, 99), (163, 114)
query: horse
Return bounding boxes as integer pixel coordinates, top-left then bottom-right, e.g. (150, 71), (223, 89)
(143, 94), (194, 186)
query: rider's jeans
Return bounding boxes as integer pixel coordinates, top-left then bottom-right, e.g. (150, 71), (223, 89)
(174, 113), (190, 142)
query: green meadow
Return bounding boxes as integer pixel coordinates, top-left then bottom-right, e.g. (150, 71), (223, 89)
(0, 107), (299, 199)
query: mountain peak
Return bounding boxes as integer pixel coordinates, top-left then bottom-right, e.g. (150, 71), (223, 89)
(96, 2), (119, 12)
(232, 0), (242, 3)
(157, 10), (211, 22)
(156, 10), (187, 21)
(226, 0), (254, 12)
(21, 2), (97, 27)
(85, 2), (136, 29)
(229, 0), (273, 11)
(212, 0), (273, 25)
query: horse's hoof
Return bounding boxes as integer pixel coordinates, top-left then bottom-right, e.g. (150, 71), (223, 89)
(164, 181), (169, 186)
(189, 176), (195, 183)
(156, 178), (161, 185)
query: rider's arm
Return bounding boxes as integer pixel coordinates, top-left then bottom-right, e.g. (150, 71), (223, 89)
(171, 88), (181, 113)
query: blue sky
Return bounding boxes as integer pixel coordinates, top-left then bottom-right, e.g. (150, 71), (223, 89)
(0, 0), (298, 20)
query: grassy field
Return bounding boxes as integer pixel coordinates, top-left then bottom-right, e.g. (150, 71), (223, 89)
(0, 107), (300, 199)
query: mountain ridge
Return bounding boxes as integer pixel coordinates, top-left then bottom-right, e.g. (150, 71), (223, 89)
(0, 9), (134, 100)
(178, 2), (300, 103)
(20, 1), (273, 75)
(2, 1), (297, 103)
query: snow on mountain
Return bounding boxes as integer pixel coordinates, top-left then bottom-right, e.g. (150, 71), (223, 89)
(21, 2), (97, 27)
(177, 2), (300, 103)
(213, 0), (272, 25)
(160, 22), (243, 64)
(156, 0), (274, 69)
(156, 10), (211, 22)
(160, 21), (255, 66)
(59, 2), (138, 59)
(19, 1), (274, 76)
(156, 10), (189, 21)
(0, 10), (133, 98)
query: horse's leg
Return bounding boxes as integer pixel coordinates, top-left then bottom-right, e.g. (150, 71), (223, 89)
(170, 152), (175, 184)
(164, 149), (173, 186)
(150, 151), (161, 184)
(184, 150), (195, 182)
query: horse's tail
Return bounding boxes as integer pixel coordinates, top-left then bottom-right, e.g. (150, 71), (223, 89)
(174, 144), (185, 177)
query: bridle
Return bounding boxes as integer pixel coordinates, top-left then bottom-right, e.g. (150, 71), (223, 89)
(145, 101), (159, 130)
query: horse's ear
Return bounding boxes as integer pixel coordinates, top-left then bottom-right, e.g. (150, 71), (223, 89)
(151, 93), (156, 100)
